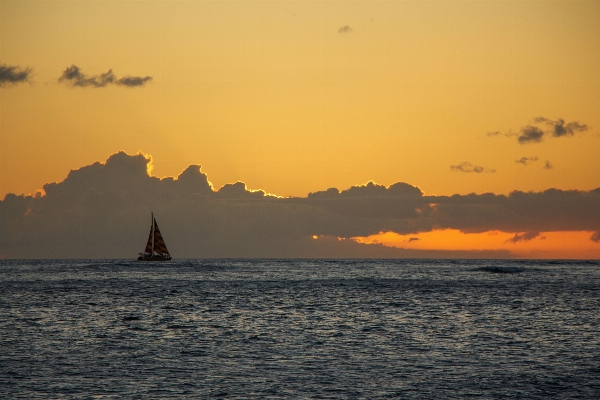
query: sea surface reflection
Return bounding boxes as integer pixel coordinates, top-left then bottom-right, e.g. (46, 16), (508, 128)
(1, 259), (599, 398)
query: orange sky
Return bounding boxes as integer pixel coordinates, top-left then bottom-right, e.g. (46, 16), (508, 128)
(354, 230), (600, 260)
(1, 0), (599, 258)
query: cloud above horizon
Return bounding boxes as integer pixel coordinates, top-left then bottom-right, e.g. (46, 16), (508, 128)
(58, 65), (152, 88)
(506, 231), (540, 243)
(450, 162), (495, 173)
(1, 152), (598, 258)
(338, 25), (353, 34)
(488, 117), (590, 144)
(516, 156), (538, 166)
(0, 64), (32, 86)
(533, 117), (588, 138)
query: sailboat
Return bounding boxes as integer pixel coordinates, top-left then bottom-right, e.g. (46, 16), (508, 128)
(138, 212), (172, 261)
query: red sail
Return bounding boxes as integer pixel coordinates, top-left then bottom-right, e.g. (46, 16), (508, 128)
(153, 220), (169, 255)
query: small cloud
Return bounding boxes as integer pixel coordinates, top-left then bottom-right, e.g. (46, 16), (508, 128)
(58, 65), (115, 87)
(116, 76), (152, 87)
(516, 156), (539, 166)
(58, 65), (152, 88)
(450, 162), (495, 173)
(543, 160), (553, 170)
(591, 231), (600, 243)
(407, 237), (419, 242)
(0, 64), (32, 86)
(487, 129), (518, 139)
(490, 117), (590, 145)
(506, 231), (540, 243)
(338, 25), (353, 34)
(532, 117), (550, 124)
(518, 126), (545, 144)
(534, 117), (588, 138)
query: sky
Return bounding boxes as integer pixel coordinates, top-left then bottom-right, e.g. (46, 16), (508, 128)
(1, 0), (599, 259)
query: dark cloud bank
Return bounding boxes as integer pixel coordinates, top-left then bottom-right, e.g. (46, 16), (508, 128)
(58, 65), (152, 88)
(2, 152), (599, 259)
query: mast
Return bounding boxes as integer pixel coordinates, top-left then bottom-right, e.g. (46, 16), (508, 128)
(151, 211), (154, 256)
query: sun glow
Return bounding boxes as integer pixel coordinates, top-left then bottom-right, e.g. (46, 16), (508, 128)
(353, 230), (600, 259)
(135, 151), (153, 176)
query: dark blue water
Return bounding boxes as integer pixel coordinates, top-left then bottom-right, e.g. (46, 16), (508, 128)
(1, 259), (599, 398)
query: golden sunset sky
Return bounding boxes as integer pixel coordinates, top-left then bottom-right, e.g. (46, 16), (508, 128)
(1, 0), (599, 258)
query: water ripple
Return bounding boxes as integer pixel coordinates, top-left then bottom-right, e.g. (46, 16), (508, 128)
(1, 259), (599, 398)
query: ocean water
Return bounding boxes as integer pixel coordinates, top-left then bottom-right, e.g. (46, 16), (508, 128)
(1, 259), (599, 398)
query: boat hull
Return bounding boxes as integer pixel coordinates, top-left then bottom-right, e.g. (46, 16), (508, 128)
(137, 255), (172, 262)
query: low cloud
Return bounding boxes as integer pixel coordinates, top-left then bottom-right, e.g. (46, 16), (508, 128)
(544, 160), (553, 170)
(450, 162), (495, 173)
(506, 231), (540, 243)
(0, 64), (32, 86)
(338, 25), (353, 34)
(516, 156), (538, 166)
(1, 152), (599, 258)
(489, 117), (590, 144)
(58, 65), (152, 88)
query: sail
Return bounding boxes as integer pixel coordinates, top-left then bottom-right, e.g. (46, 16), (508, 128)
(153, 220), (169, 255)
(144, 222), (153, 254)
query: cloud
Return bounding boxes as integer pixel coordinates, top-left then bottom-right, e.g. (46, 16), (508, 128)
(58, 65), (115, 87)
(505, 231), (540, 243)
(1, 152), (599, 258)
(338, 25), (353, 34)
(518, 126), (545, 144)
(516, 156), (538, 165)
(0, 64), (32, 86)
(543, 160), (553, 170)
(407, 237), (420, 242)
(58, 65), (152, 88)
(534, 117), (589, 138)
(450, 162), (495, 173)
(489, 117), (590, 144)
(116, 76), (153, 87)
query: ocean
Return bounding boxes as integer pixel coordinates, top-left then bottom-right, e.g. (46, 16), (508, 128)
(1, 259), (599, 398)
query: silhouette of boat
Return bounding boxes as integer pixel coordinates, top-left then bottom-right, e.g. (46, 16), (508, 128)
(138, 212), (172, 261)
